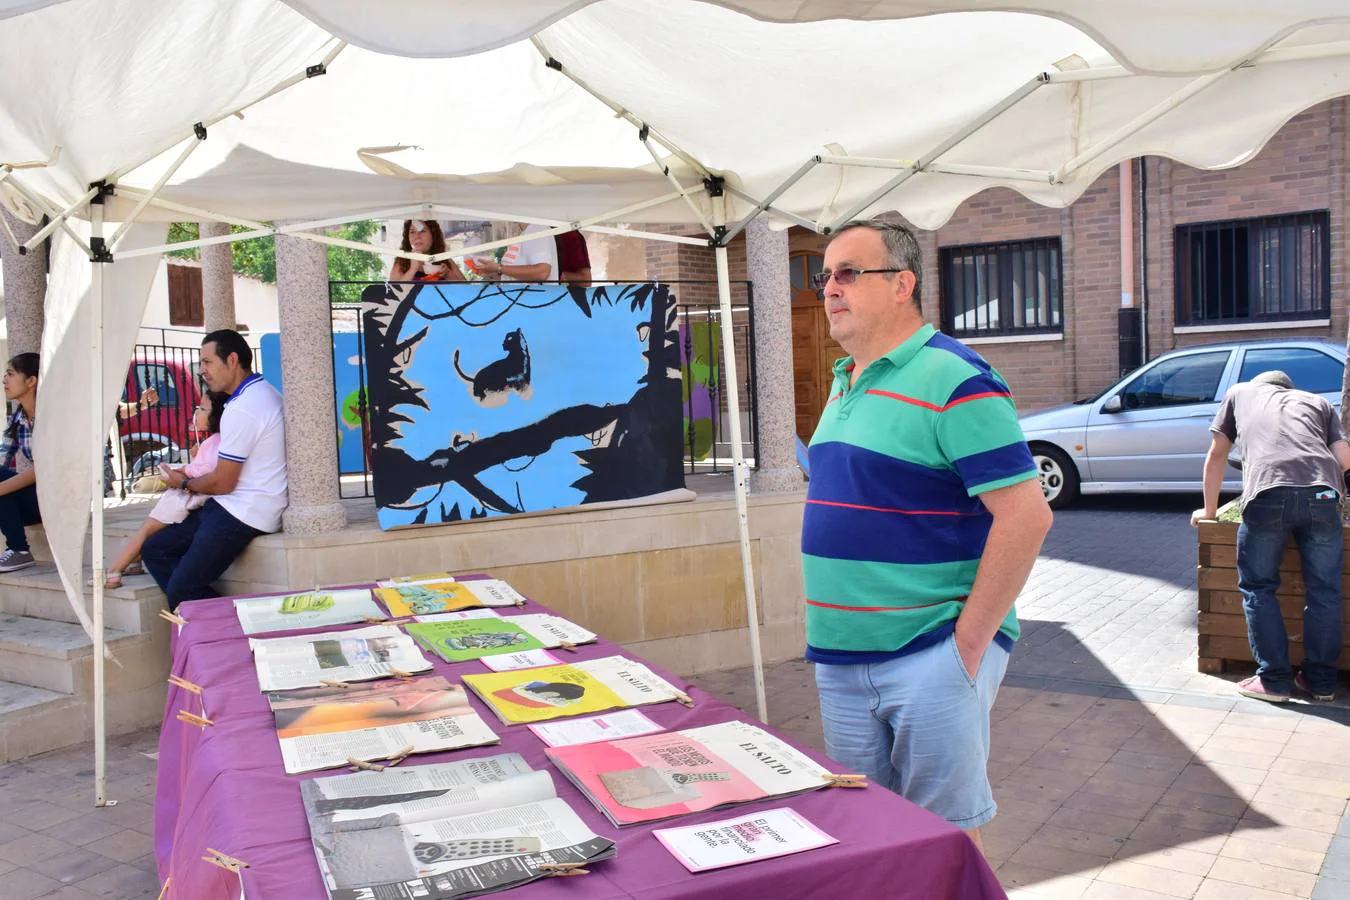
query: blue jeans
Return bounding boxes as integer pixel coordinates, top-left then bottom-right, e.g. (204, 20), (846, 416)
(141, 499), (264, 611)
(1237, 486), (1343, 695)
(0, 466), (40, 552)
(815, 633), (1009, 829)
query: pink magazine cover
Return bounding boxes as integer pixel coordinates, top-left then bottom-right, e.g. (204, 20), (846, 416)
(546, 733), (767, 826)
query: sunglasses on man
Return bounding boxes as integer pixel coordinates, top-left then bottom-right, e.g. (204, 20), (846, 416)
(809, 267), (907, 291)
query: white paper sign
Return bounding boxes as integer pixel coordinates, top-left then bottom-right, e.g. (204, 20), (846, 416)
(414, 608), (503, 623)
(481, 649), (563, 672)
(528, 709), (664, 747)
(654, 808), (837, 872)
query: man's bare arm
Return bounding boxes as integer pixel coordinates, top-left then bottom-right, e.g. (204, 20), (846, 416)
(1191, 433), (1233, 527)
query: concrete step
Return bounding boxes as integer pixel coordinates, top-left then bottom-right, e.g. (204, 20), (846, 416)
(0, 613), (141, 693)
(0, 680), (85, 763)
(0, 563), (163, 633)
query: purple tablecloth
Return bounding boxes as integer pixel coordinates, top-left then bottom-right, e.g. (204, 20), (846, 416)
(155, 578), (1006, 899)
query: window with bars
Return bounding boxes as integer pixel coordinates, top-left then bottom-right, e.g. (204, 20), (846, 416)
(1175, 211), (1329, 326)
(939, 238), (1063, 337)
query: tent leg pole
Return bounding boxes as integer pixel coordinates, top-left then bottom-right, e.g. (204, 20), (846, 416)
(712, 203), (768, 724)
(91, 204), (108, 808)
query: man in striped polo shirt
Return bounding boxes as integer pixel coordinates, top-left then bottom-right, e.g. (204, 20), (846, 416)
(804, 220), (1053, 850)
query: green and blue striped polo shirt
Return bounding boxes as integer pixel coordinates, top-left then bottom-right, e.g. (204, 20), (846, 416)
(802, 323), (1038, 664)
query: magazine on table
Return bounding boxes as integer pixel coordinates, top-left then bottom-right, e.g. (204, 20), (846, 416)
(301, 752), (615, 900)
(654, 807), (838, 872)
(414, 609), (502, 623)
(480, 649), (563, 671)
(249, 624), (433, 691)
(546, 720), (833, 826)
(405, 614), (596, 664)
(528, 709), (665, 748)
(462, 655), (688, 725)
(265, 677), (499, 774)
(375, 578), (528, 617)
(234, 587), (385, 636)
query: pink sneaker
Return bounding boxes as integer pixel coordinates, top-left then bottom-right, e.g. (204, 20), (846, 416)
(1237, 676), (1290, 703)
(1295, 673), (1336, 702)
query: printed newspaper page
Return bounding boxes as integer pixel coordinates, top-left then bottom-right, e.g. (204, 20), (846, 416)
(547, 720), (832, 826)
(234, 588), (385, 636)
(654, 807), (838, 872)
(266, 677), (499, 773)
(462, 656), (684, 725)
(249, 624), (432, 691)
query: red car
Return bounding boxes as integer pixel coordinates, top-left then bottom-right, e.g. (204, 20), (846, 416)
(116, 354), (203, 479)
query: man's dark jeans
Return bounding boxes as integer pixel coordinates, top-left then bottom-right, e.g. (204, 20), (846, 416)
(142, 498), (265, 611)
(0, 466), (40, 552)
(1237, 486), (1344, 695)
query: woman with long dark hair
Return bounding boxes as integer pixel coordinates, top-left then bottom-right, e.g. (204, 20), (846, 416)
(388, 219), (466, 282)
(0, 353), (40, 572)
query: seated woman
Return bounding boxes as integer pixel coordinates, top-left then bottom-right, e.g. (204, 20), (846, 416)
(103, 390), (229, 588)
(0, 353), (41, 573)
(388, 219), (466, 282)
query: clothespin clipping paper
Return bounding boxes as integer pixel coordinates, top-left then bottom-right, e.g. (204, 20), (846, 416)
(159, 609), (187, 626)
(672, 690), (695, 708)
(176, 710), (214, 728)
(539, 862), (589, 877)
(167, 674), (202, 694)
(347, 745), (414, 773)
(823, 773), (867, 789)
(203, 848), (249, 873)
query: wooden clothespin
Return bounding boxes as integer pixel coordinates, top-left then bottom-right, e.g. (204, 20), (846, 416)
(557, 641), (577, 653)
(203, 848), (249, 873)
(347, 756), (387, 772)
(318, 680), (350, 689)
(672, 690), (695, 708)
(360, 614), (388, 623)
(158, 609), (187, 626)
(514, 598), (526, 608)
(167, 674), (202, 695)
(823, 773), (867, 789)
(176, 710), (214, 728)
(156, 874), (172, 900)
(387, 668), (415, 680)
(539, 862), (589, 877)
(384, 745), (414, 768)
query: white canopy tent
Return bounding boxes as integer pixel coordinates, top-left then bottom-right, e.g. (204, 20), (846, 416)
(4, 0), (1350, 804)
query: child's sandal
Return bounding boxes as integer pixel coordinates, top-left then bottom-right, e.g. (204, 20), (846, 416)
(103, 572), (123, 589)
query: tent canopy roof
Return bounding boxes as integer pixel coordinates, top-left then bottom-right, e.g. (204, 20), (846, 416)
(4, 0), (1350, 232)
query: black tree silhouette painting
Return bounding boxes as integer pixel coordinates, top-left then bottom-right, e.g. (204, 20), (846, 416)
(361, 279), (684, 529)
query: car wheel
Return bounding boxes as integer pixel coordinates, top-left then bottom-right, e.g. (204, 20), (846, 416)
(1032, 445), (1080, 510)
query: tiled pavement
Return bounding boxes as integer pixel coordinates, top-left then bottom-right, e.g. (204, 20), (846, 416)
(5, 495), (1350, 898)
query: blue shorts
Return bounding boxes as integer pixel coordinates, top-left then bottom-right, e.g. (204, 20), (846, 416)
(815, 632), (1009, 829)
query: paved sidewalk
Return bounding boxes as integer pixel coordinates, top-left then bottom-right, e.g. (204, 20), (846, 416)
(3, 495), (1349, 898)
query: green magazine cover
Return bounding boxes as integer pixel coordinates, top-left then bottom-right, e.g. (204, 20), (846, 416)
(405, 618), (547, 663)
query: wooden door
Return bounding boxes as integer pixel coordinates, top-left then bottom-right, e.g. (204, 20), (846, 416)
(788, 249), (843, 443)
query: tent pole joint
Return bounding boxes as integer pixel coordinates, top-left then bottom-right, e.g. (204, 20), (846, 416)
(637, 123), (650, 142)
(708, 225), (729, 248)
(306, 63), (327, 78)
(545, 56), (563, 71)
(88, 236), (113, 264)
(193, 122), (208, 141)
(703, 175), (725, 198)
(89, 181), (114, 204)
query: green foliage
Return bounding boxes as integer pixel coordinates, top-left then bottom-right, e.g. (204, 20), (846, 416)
(162, 220), (384, 301)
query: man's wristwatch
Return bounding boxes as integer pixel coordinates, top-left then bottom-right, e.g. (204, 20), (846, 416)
(182, 475), (193, 493)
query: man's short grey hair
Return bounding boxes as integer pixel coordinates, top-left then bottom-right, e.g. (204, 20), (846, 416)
(828, 219), (924, 312)
(1252, 370), (1293, 389)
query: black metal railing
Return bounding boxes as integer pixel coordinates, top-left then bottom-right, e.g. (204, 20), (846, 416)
(326, 279), (758, 499)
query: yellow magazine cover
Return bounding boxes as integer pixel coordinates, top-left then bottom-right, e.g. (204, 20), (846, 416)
(463, 664), (628, 724)
(374, 581), (480, 617)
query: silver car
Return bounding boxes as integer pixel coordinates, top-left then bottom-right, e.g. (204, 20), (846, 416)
(1019, 338), (1347, 509)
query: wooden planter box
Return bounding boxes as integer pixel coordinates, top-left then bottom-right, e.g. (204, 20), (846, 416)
(1196, 502), (1350, 673)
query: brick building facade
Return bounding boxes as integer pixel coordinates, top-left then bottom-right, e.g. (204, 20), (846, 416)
(640, 98), (1350, 428)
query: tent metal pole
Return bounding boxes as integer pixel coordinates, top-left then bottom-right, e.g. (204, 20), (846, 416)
(721, 158), (821, 244)
(579, 226), (708, 246)
(1054, 70), (1231, 182)
(817, 155), (1055, 183)
(723, 186), (822, 233)
(827, 74), (1048, 230)
(105, 40), (348, 184)
(7, 178), (94, 256)
(90, 203), (108, 808)
(639, 137), (714, 235)
(712, 197), (768, 724)
(107, 136), (205, 250)
(20, 184), (98, 253)
(529, 35), (712, 179)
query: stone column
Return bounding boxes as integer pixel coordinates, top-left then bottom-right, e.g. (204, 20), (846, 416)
(0, 207), (46, 355)
(275, 229), (346, 534)
(745, 220), (803, 493)
(200, 221), (237, 332)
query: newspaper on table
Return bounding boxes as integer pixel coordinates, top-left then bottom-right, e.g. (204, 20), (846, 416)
(528, 709), (664, 748)
(547, 720), (833, 826)
(234, 587), (385, 636)
(461, 655), (687, 725)
(301, 752), (615, 900)
(375, 578), (527, 617)
(265, 677), (499, 774)
(405, 614), (596, 664)
(249, 624), (433, 691)
(654, 807), (838, 872)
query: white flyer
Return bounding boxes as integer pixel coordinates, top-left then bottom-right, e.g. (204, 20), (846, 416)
(414, 608), (503, 623)
(481, 649), (563, 672)
(654, 807), (837, 872)
(528, 709), (664, 748)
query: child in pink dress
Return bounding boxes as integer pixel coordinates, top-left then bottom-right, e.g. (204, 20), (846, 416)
(105, 390), (229, 588)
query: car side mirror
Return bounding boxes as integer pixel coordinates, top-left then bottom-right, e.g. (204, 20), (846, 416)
(1102, 395), (1123, 413)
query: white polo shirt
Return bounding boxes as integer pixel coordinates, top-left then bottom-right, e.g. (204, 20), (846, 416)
(215, 374), (288, 533)
(501, 224), (558, 281)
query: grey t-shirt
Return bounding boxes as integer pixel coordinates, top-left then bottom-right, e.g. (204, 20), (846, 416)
(1211, 382), (1345, 507)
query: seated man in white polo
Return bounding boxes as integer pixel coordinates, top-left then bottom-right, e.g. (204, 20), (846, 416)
(142, 329), (287, 610)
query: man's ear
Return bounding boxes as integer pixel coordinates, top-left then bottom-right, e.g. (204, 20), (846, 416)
(894, 270), (918, 305)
